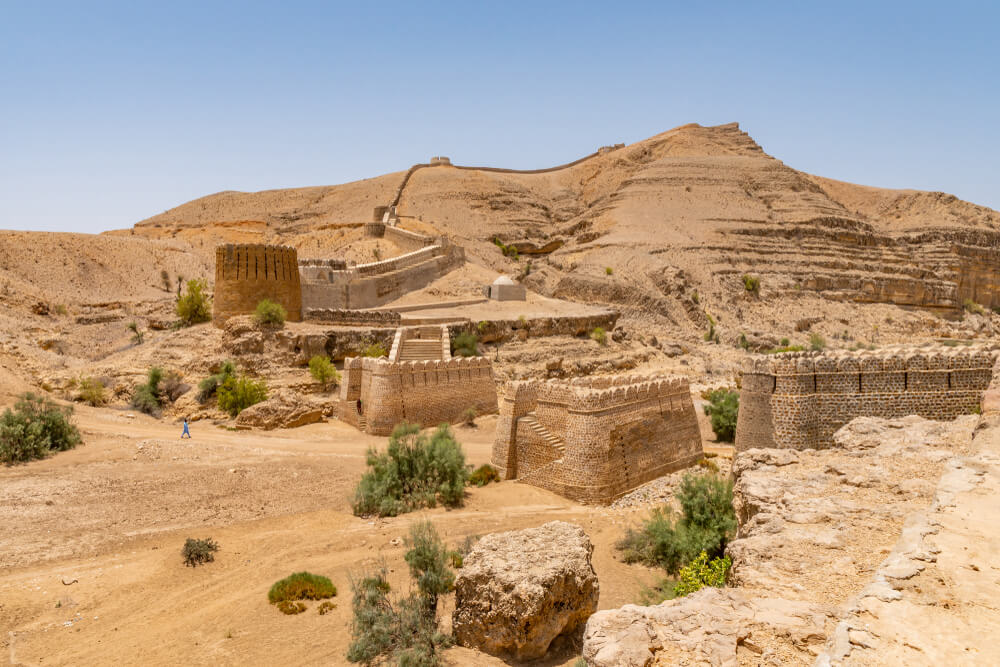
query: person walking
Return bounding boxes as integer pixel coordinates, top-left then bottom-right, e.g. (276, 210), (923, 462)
(181, 418), (191, 439)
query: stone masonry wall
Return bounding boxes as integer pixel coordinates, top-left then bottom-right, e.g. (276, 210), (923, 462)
(494, 374), (703, 504)
(735, 346), (999, 451)
(339, 356), (497, 435)
(213, 244), (302, 324)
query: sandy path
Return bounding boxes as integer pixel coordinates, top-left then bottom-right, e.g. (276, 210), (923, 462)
(0, 407), (664, 666)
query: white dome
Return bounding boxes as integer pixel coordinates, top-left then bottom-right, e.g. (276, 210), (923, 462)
(493, 275), (516, 286)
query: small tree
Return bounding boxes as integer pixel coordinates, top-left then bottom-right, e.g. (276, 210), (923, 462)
(404, 522), (456, 613)
(217, 375), (268, 417)
(131, 367), (164, 415)
(78, 377), (107, 406)
(451, 331), (478, 357)
(197, 360), (236, 403)
(703, 389), (738, 442)
(160, 269), (172, 292)
(128, 321), (144, 345)
(176, 279), (211, 326)
(254, 298), (286, 327)
(309, 355), (340, 390)
(0, 393), (82, 464)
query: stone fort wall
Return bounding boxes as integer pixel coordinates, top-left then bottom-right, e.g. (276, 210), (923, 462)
(493, 374), (703, 504)
(339, 356), (498, 435)
(735, 346), (999, 451)
(213, 244), (302, 324)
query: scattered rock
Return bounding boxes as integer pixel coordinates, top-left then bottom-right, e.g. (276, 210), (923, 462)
(235, 390), (325, 430)
(453, 521), (599, 661)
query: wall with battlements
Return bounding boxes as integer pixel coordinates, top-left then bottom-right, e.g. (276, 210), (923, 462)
(213, 244), (302, 324)
(339, 355), (497, 435)
(735, 346), (999, 451)
(493, 374), (703, 504)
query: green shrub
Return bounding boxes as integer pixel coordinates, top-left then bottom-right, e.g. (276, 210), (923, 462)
(738, 333), (749, 350)
(742, 275), (760, 294)
(691, 290), (699, 304)
(254, 298), (286, 326)
(617, 473), (736, 575)
(318, 600), (336, 615)
(590, 327), (607, 345)
(78, 377), (107, 406)
(217, 375), (267, 417)
(404, 522), (456, 612)
(352, 423), (468, 517)
(0, 393), (82, 464)
(779, 337), (790, 346)
(361, 340), (388, 358)
(672, 551), (731, 597)
(309, 355), (340, 390)
(963, 298), (986, 315)
(451, 331), (478, 357)
(176, 279), (211, 326)
(128, 320), (144, 345)
(269, 572), (337, 604)
(182, 537), (219, 567)
(468, 464), (500, 487)
(461, 407), (477, 426)
(130, 367), (164, 415)
(766, 344), (805, 354)
(492, 237), (519, 259)
(702, 389), (738, 443)
(809, 332), (826, 351)
(197, 361), (236, 403)
(605, 266), (613, 275)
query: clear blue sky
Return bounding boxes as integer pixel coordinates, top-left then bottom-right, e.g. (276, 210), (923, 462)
(1, 1), (997, 233)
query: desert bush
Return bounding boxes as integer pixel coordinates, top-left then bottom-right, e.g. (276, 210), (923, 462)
(697, 457), (720, 473)
(176, 278), (211, 326)
(617, 473), (736, 575)
(361, 339), (388, 358)
(346, 566), (451, 666)
(703, 312), (719, 344)
(318, 600), (337, 615)
(254, 298), (286, 326)
(161, 371), (190, 402)
(451, 331), (478, 357)
(468, 464), (500, 487)
(590, 327), (607, 345)
(197, 360), (236, 403)
(461, 407), (477, 426)
(128, 320), (144, 345)
(131, 366), (164, 415)
(672, 551), (731, 597)
(404, 522), (456, 613)
(277, 601), (307, 615)
(779, 337), (790, 346)
(809, 332), (826, 351)
(0, 393), (82, 464)
(605, 266), (613, 275)
(309, 355), (341, 390)
(702, 389), (738, 442)
(160, 269), (172, 292)
(269, 571), (337, 604)
(691, 290), (699, 304)
(217, 375), (267, 417)
(54, 304), (68, 316)
(78, 376), (107, 406)
(352, 423), (468, 517)
(963, 298), (986, 315)
(738, 333), (749, 350)
(182, 537), (219, 567)
(492, 237), (518, 259)
(742, 274), (760, 294)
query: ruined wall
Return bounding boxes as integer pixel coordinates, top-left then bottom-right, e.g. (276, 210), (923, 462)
(384, 226), (436, 253)
(494, 374), (703, 504)
(213, 244), (302, 324)
(735, 346), (998, 451)
(302, 308), (401, 327)
(339, 356), (497, 435)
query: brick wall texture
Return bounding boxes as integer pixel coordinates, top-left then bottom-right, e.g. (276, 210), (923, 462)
(213, 244), (302, 324)
(735, 345), (1000, 451)
(492, 374), (704, 504)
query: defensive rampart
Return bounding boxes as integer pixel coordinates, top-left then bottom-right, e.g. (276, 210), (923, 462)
(735, 346), (999, 451)
(493, 374), (703, 504)
(301, 308), (401, 327)
(213, 244), (302, 324)
(339, 355), (498, 435)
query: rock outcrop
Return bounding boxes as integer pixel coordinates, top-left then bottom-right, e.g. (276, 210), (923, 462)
(453, 521), (599, 661)
(235, 389), (325, 430)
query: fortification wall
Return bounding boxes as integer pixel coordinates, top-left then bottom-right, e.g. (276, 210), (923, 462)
(302, 308), (401, 327)
(384, 226), (436, 253)
(735, 346), (999, 451)
(447, 311), (619, 344)
(494, 374), (703, 504)
(339, 356), (497, 435)
(213, 244), (302, 324)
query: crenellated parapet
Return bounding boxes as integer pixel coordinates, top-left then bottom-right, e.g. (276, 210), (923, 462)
(735, 345), (1000, 451)
(493, 373), (703, 504)
(213, 244), (302, 324)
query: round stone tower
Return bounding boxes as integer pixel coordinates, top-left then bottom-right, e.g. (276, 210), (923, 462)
(213, 244), (302, 325)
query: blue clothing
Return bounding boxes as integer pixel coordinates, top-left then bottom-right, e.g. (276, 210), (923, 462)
(182, 421), (191, 438)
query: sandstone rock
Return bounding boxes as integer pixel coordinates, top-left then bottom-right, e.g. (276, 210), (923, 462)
(234, 389), (324, 430)
(453, 521), (599, 661)
(222, 315), (264, 355)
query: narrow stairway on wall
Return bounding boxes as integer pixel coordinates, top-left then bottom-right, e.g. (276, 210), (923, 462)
(357, 414), (367, 432)
(521, 414), (566, 457)
(397, 339), (443, 361)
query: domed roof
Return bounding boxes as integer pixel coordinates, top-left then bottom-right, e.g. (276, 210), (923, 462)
(492, 275), (516, 286)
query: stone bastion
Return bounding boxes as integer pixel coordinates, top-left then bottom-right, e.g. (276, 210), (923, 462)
(735, 345), (1000, 451)
(213, 244), (302, 324)
(493, 373), (703, 504)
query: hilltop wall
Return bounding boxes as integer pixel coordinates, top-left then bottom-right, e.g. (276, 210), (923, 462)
(213, 244), (302, 324)
(339, 356), (497, 435)
(735, 346), (998, 451)
(494, 374), (703, 504)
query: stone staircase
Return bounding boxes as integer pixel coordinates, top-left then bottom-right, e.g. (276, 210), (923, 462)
(357, 414), (367, 432)
(520, 413), (566, 457)
(397, 338), (443, 361)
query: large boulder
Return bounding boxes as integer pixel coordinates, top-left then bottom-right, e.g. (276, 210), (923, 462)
(453, 521), (599, 660)
(235, 389), (325, 430)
